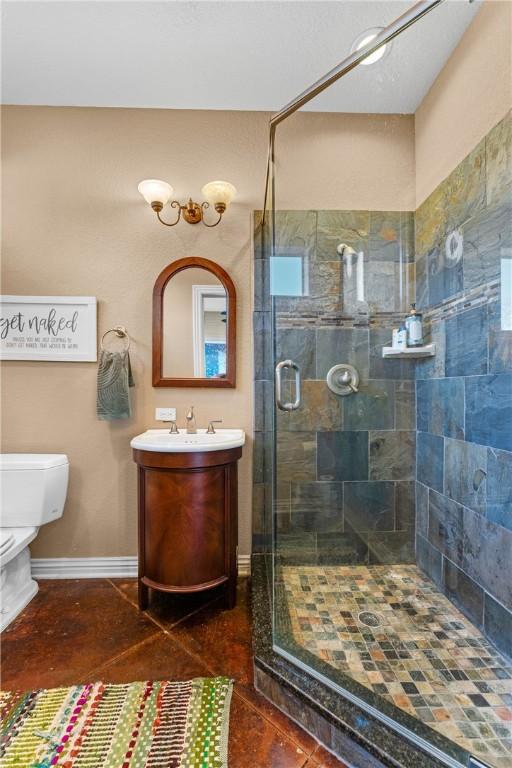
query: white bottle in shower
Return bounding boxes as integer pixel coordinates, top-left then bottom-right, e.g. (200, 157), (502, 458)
(405, 303), (423, 347)
(396, 326), (407, 349)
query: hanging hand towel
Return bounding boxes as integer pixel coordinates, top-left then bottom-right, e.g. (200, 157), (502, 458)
(96, 349), (134, 420)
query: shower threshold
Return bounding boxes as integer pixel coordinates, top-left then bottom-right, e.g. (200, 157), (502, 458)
(276, 564), (512, 768)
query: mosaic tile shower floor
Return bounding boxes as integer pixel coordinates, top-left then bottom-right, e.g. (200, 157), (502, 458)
(279, 564), (512, 768)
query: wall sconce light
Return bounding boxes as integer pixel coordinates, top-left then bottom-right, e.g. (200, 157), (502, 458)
(138, 179), (237, 228)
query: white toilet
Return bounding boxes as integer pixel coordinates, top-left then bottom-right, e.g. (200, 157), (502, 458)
(0, 454), (69, 632)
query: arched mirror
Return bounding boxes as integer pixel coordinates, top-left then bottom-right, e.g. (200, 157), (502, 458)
(153, 257), (236, 387)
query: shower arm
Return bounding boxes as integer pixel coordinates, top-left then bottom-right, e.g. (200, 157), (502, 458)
(270, 0), (445, 127)
(262, 0), (446, 218)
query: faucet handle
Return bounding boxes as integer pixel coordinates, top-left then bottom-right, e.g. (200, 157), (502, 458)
(207, 419), (223, 434)
(340, 370), (358, 393)
(166, 420), (179, 434)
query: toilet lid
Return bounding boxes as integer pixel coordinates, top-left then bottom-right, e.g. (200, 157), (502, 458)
(0, 530), (15, 554)
(0, 527), (38, 566)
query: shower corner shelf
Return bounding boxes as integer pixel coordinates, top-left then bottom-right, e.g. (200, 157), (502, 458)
(382, 343), (436, 359)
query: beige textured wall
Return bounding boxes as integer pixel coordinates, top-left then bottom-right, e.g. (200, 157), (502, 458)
(415, 0), (512, 205)
(1, 106), (415, 559)
(276, 112), (416, 211)
(1, 106), (269, 558)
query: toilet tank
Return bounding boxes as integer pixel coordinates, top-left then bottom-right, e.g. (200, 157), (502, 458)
(0, 454), (69, 527)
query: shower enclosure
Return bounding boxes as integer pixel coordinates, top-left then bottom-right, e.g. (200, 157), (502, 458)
(253, 2), (512, 767)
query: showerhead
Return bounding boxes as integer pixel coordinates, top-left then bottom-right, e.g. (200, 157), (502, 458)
(337, 243), (358, 279)
(336, 243), (357, 258)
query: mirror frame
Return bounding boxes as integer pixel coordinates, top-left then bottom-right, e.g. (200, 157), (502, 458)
(153, 256), (236, 388)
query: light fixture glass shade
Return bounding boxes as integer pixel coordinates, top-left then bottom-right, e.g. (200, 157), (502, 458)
(137, 179), (173, 205)
(351, 27), (390, 66)
(201, 180), (237, 208)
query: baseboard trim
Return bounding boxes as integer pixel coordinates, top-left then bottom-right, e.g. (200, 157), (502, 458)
(32, 554), (251, 579)
(31, 557), (138, 579)
(238, 554), (251, 576)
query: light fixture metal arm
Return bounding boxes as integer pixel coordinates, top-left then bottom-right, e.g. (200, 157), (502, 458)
(200, 202), (223, 228)
(153, 200), (182, 227)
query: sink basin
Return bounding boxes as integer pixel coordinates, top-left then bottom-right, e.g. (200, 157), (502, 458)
(130, 428), (245, 453)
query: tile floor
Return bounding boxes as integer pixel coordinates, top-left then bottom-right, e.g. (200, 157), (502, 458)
(280, 564), (512, 768)
(1, 577), (346, 768)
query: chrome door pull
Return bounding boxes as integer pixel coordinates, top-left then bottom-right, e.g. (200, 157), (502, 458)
(275, 359), (301, 411)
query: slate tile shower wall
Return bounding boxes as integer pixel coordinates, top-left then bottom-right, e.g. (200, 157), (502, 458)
(414, 111), (512, 658)
(253, 111), (511, 658)
(253, 208), (418, 567)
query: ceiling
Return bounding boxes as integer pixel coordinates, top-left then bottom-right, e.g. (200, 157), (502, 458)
(1, 1), (481, 114)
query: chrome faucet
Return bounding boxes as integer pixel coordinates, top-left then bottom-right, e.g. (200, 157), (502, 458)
(207, 419), (223, 434)
(186, 406), (197, 434)
(166, 420), (179, 434)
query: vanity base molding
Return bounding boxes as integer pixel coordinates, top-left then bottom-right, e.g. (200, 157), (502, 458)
(133, 446), (242, 611)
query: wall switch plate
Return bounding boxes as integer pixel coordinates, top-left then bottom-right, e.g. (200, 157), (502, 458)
(155, 407), (176, 422)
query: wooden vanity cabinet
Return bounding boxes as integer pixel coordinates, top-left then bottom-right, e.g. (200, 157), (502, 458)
(133, 446), (242, 610)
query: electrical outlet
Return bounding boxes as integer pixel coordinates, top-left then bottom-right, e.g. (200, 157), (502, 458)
(155, 407), (176, 422)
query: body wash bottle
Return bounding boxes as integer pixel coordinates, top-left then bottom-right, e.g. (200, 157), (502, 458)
(396, 325), (407, 349)
(405, 303), (423, 347)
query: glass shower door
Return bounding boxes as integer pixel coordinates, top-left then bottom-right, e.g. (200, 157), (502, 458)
(270, 200), (418, 665)
(267, 4), (512, 763)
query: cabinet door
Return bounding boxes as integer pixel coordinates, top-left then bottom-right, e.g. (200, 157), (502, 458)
(143, 466), (228, 588)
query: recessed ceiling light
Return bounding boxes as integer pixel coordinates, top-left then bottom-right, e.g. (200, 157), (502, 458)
(351, 27), (391, 66)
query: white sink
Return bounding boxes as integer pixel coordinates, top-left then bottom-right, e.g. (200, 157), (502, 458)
(130, 428), (245, 453)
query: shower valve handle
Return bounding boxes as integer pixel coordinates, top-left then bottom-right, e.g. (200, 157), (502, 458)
(326, 364), (360, 396)
(340, 370), (358, 393)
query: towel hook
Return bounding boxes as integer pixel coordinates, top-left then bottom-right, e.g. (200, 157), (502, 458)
(101, 325), (130, 352)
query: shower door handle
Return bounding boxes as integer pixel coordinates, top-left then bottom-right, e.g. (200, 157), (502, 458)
(275, 360), (301, 411)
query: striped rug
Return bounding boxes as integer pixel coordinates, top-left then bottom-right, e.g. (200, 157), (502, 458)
(0, 677), (233, 767)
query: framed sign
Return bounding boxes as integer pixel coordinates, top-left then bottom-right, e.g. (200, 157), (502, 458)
(0, 296), (97, 361)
